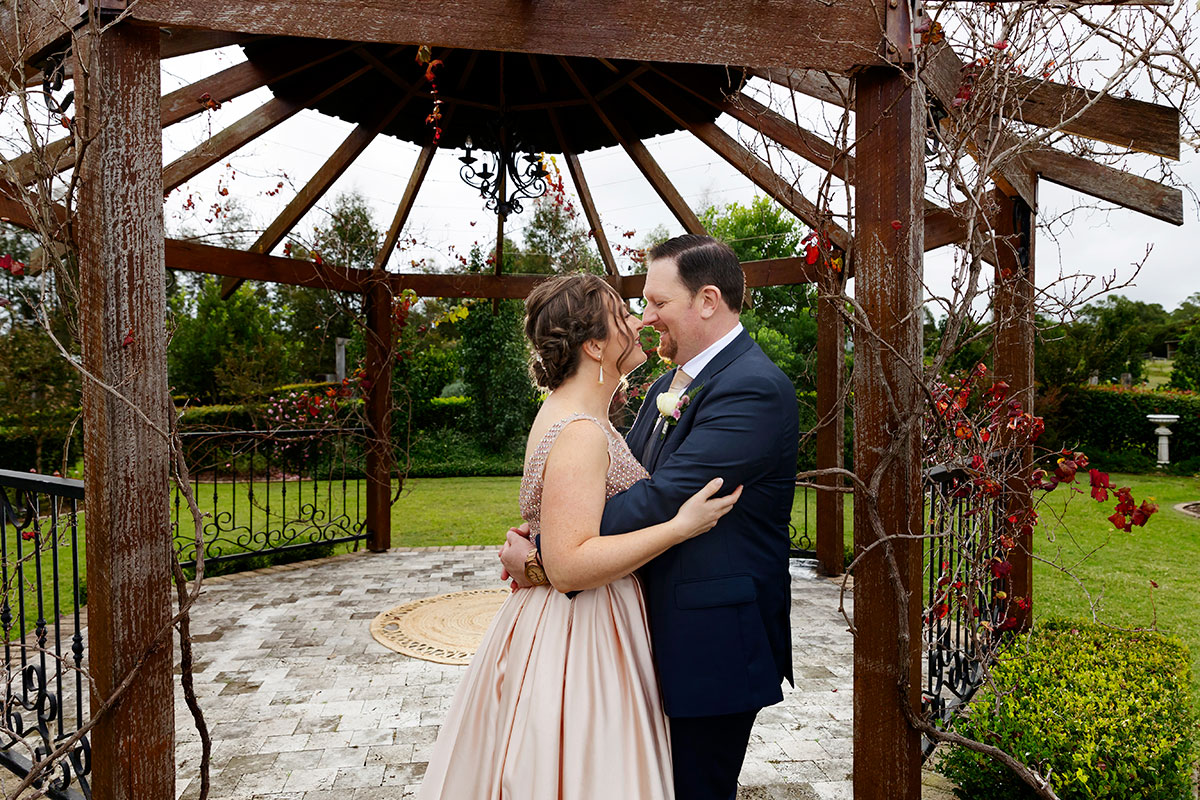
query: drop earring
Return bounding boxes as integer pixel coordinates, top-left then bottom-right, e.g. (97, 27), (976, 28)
(598, 350), (605, 384)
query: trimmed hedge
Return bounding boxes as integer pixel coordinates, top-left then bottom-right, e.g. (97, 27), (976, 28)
(1042, 386), (1200, 469)
(938, 620), (1195, 800)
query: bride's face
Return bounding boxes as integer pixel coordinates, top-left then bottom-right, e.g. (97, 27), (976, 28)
(607, 298), (647, 376)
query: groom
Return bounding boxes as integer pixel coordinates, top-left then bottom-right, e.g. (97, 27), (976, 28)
(503, 234), (798, 800)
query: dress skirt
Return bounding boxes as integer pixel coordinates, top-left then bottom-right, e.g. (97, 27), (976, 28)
(417, 575), (673, 800)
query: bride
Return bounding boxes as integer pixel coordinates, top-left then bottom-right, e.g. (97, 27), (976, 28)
(417, 273), (741, 799)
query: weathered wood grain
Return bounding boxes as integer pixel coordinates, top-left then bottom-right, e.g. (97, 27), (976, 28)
(1028, 146), (1183, 225)
(74, 21), (175, 800)
(124, 0), (885, 72)
(852, 66), (925, 800)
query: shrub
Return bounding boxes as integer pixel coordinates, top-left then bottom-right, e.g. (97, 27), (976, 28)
(938, 619), (1195, 800)
(405, 427), (524, 477)
(1040, 385), (1200, 466)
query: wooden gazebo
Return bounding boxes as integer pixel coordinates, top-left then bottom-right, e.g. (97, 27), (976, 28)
(0, 2), (1183, 798)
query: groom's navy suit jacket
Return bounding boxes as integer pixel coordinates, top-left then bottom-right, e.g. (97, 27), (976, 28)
(600, 329), (798, 719)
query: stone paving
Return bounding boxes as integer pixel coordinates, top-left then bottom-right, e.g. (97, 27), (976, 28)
(173, 547), (951, 800)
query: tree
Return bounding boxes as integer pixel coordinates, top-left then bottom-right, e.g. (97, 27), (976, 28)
(168, 277), (294, 402)
(516, 163), (604, 275)
(1167, 325), (1200, 391)
(457, 244), (535, 450)
(277, 191), (382, 380)
(701, 196), (817, 389)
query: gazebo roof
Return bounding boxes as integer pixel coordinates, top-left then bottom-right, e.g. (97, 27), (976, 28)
(245, 38), (741, 154)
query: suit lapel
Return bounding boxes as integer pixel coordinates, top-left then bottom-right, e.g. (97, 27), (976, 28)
(645, 331), (756, 471)
(626, 371), (673, 465)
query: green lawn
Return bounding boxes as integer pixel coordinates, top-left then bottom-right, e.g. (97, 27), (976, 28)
(1031, 471), (1200, 700)
(1144, 358), (1175, 389)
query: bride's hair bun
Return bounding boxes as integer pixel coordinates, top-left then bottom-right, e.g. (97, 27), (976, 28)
(524, 274), (618, 390)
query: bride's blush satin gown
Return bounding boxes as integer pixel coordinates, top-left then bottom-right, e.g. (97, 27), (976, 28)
(417, 414), (673, 799)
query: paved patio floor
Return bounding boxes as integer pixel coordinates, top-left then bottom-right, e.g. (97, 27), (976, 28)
(174, 547), (952, 800)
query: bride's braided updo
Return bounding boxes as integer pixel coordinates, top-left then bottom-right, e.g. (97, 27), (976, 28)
(524, 273), (635, 391)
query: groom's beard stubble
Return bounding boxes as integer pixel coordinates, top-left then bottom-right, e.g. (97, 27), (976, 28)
(657, 331), (678, 362)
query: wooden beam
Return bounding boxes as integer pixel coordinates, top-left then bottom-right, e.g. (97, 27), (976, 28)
(1027, 147), (1183, 226)
(164, 235), (820, 298)
(160, 28), (261, 59)
(754, 61), (1180, 160)
(815, 267), (845, 578)
(364, 277), (393, 551)
(163, 97), (304, 193)
(652, 65), (854, 182)
(562, 150), (621, 281)
(6, 41), (361, 189)
(558, 56), (705, 236)
(75, 21), (175, 800)
(0, 0), (76, 81)
(852, 65), (925, 800)
(123, 0), (884, 72)
(1006, 75), (1179, 160)
(169, 238), (368, 292)
(221, 98), (410, 297)
(161, 41), (358, 127)
(991, 191), (1036, 634)
(163, 60), (377, 193)
(634, 79), (850, 251)
(374, 144), (437, 270)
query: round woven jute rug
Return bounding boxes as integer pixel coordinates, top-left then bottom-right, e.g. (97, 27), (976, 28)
(370, 588), (509, 665)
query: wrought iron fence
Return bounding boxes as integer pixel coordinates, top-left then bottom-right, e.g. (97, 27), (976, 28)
(921, 464), (1005, 756)
(0, 469), (90, 800)
(790, 482), (815, 558)
(172, 428), (371, 570)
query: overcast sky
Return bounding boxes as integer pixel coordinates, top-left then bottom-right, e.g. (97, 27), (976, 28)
(156, 45), (1200, 315)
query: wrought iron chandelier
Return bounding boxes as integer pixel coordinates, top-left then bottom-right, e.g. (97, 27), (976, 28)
(458, 115), (549, 217)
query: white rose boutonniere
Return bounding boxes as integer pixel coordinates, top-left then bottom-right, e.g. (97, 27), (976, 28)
(656, 384), (703, 438)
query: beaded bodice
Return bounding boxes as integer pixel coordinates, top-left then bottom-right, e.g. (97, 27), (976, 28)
(519, 413), (649, 542)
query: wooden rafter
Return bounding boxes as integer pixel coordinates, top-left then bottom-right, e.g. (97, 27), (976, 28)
(558, 56), (704, 236)
(118, 0), (883, 73)
(5, 41), (358, 188)
(163, 58), (379, 193)
(630, 78), (850, 251)
(374, 144), (437, 270)
(753, 60), (1180, 160)
(1027, 147), (1183, 225)
(220, 98), (411, 298)
(651, 65), (853, 182)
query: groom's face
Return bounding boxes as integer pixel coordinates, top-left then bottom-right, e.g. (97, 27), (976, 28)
(642, 257), (700, 364)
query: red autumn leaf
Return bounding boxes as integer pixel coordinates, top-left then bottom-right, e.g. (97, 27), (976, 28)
(122, 330), (135, 348)
(989, 559), (1012, 579)
(21, 529), (36, 541)
(980, 430), (991, 443)
(312, 252), (324, 266)
(1150, 580), (1159, 589)
(1089, 469), (1111, 489)
(890, 220), (903, 230)
(805, 244), (819, 265)
(1015, 596), (1031, 612)
(993, 40), (1009, 50)
(1108, 511), (1130, 532)
(1053, 459), (1077, 483)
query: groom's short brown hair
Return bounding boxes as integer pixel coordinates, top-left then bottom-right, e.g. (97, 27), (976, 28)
(647, 234), (744, 312)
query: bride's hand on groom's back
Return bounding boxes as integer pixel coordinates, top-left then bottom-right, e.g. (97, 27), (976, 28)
(674, 478), (742, 540)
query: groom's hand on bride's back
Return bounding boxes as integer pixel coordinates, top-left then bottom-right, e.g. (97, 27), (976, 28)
(499, 522), (536, 590)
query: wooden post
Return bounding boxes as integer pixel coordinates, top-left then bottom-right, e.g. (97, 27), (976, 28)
(852, 67), (925, 800)
(816, 265), (845, 576)
(992, 189), (1037, 631)
(76, 21), (175, 800)
(364, 277), (393, 552)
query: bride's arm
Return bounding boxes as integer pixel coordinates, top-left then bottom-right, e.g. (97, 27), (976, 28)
(539, 421), (739, 593)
